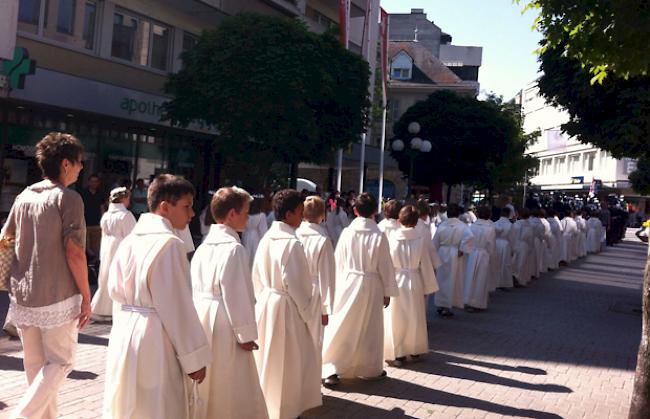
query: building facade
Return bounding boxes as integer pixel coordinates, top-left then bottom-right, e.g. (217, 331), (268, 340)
(522, 82), (639, 198)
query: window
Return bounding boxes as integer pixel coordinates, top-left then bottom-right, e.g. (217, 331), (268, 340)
(111, 10), (171, 71)
(390, 51), (413, 80)
(541, 158), (552, 175)
(56, 0), (75, 34)
(82, 1), (96, 49)
(18, 0), (41, 33)
(554, 156), (565, 174)
(390, 99), (400, 121)
(182, 32), (198, 53)
(568, 154), (580, 173)
(584, 151), (596, 171)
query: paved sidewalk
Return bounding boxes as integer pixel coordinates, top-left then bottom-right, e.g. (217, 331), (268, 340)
(1, 231), (645, 418)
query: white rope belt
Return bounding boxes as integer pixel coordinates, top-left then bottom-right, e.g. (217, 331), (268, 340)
(121, 304), (157, 314)
(348, 270), (379, 280)
(397, 268), (419, 275)
(264, 288), (289, 297)
(194, 292), (223, 301)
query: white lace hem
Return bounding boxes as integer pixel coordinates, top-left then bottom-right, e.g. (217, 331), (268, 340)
(6, 294), (82, 329)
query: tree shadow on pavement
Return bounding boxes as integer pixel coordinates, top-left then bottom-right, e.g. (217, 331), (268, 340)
(0, 355), (98, 380)
(336, 378), (563, 419)
(304, 395), (414, 418)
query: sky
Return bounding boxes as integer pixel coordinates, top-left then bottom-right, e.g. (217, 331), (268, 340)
(381, 0), (543, 100)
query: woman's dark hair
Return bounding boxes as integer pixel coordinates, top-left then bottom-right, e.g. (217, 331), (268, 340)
(500, 207), (512, 218)
(273, 189), (303, 221)
(416, 199), (430, 217)
(354, 192), (378, 218)
(147, 174), (195, 211)
(383, 199), (403, 220)
(249, 197), (263, 215)
(399, 205), (419, 228)
(35, 132), (84, 180)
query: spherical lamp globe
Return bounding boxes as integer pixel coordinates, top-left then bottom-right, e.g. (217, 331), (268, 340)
(408, 122), (421, 135)
(392, 139), (405, 151)
(420, 140), (432, 152)
(410, 137), (423, 150)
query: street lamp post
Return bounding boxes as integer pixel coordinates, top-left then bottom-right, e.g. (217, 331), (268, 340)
(391, 122), (432, 198)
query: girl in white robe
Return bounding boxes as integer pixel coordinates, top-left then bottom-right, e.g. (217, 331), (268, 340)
(494, 209), (515, 288)
(103, 176), (211, 419)
(296, 196), (336, 351)
(191, 187), (268, 419)
(512, 209), (534, 286)
(322, 193), (398, 383)
(463, 208), (496, 311)
(324, 198), (349, 246)
(547, 210), (564, 268)
(252, 190), (321, 419)
(433, 204), (474, 316)
(586, 213), (603, 253)
(384, 206), (438, 365)
(91, 188), (136, 320)
(242, 198), (269, 267)
(560, 212), (579, 263)
(575, 212), (589, 257)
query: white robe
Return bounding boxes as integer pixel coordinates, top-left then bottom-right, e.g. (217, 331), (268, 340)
(296, 221), (336, 350)
(322, 217), (398, 379)
(463, 220), (496, 309)
(191, 224), (268, 419)
(547, 216), (563, 268)
(416, 218), (442, 269)
(512, 219), (533, 285)
(252, 221), (321, 419)
(91, 203), (136, 317)
(586, 217), (603, 253)
(560, 217), (578, 262)
(539, 217), (554, 271)
(242, 212), (269, 267)
(529, 217), (546, 276)
(377, 218), (400, 238)
(324, 208), (349, 247)
(575, 216), (588, 257)
(433, 218), (474, 309)
(384, 227), (438, 360)
(103, 214), (211, 419)
(493, 217), (514, 288)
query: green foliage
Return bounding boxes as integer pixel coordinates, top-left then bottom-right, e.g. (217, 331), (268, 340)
(390, 90), (522, 190)
(537, 41), (650, 160)
(518, 0), (650, 80)
(164, 13), (370, 167)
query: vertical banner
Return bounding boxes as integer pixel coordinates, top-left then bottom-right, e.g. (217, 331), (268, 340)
(338, 0), (350, 47)
(377, 8), (389, 210)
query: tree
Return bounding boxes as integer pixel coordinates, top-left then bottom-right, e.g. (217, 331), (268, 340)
(519, 0), (650, 81)
(523, 1), (650, 414)
(629, 157), (650, 196)
(163, 13), (370, 190)
(390, 90), (521, 200)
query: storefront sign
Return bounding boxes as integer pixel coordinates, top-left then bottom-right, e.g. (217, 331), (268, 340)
(9, 67), (211, 133)
(1, 47), (35, 90)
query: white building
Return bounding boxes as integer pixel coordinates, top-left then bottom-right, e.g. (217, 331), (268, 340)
(522, 82), (637, 196)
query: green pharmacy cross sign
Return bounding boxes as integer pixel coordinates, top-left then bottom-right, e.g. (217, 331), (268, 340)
(1, 48), (35, 90)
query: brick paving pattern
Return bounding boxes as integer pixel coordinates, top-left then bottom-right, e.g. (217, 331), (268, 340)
(1, 230), (645, 418)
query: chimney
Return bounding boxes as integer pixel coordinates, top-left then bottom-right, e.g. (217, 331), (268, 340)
(411, 8), (424, 14)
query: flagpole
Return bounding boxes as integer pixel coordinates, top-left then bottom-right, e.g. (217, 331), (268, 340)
(335, 0), (349, 193)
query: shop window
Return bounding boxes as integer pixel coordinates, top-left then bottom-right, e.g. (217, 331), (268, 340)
(112, 9), (171, 71)
(18, 0), (41, 33)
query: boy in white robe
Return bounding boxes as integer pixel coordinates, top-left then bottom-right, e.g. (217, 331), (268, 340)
(384, 205), (438, 367)
(586, 210), (604, 253)
(416, 199), (442, 270)
(296, 195), (336, 351)
(191, 187), (268, 419)
(560, 211), (579, 263)
(322, 192), (398, 385)
(463, 206), (496, 311)
(253, 189), (321, 419)
(513, 209), (534, 286)
(546, 209), (564, 268)
(433, 204), (474, 317)
(377, 199), (402, 238)
(103, 174), (211, 419)
(494, 207), (515, 289)
(91, 187), (136, 321)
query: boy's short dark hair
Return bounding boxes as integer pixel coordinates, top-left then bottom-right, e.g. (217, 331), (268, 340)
(354, 192), (378, 218)
(447, 203), (462, 218)
(147, 174), (195, 211)
(383, 199), (403, 220)
(500, 207), (512, 218)
(273, 189), (303, 221)
(416, 199), (429, 217)
(477, 206), (492, 220)
(399, 205), (419, 228)
(35, 132), (84, 180)
(211, 186), (252, 221)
